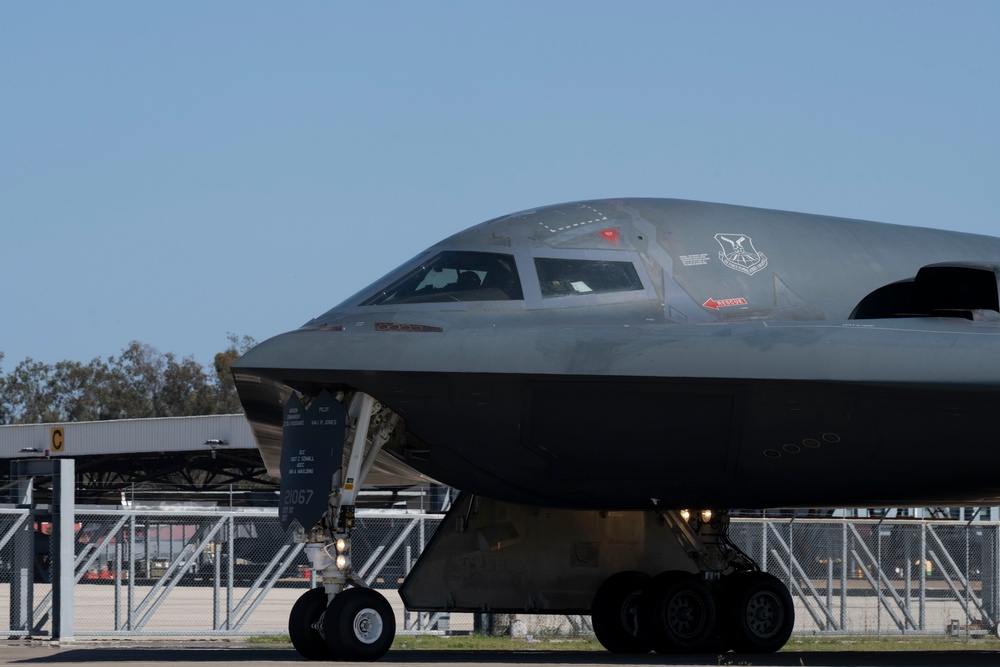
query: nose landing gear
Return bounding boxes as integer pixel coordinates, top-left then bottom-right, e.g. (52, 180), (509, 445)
(288, 393), (401, 662)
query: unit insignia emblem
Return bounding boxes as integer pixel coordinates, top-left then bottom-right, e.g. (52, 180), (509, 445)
(715, 233), (768, 275)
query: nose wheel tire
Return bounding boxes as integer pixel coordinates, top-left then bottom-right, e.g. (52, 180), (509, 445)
(590, 571), (654, 654)
(719, 571), (794, 653)
(640, 572), (717, 653)
(289, 587), (335, 660)
(322, 587), (396, 661)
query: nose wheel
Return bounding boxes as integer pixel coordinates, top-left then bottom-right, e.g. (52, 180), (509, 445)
(288, 587), (335, 660)
(288, 586), (395, 661)
(322, 587), (396, 661)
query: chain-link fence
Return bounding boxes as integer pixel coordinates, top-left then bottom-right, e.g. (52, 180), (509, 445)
(1, 507), (999, 638)
(0, 507), (444, 637)
(729, 517), (1000, 637)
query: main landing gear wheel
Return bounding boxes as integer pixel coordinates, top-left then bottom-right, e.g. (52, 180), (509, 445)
(590, 571), (653, 654)
(720, 571), (794, 653)
(289, 587), (334, 660)
(640, 572), (717, 653)
(322, 587), (396, 661)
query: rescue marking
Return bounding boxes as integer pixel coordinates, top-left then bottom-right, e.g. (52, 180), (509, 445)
(703, 297), (748, 310)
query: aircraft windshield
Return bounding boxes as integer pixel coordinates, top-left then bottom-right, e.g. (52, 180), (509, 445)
(535, 258), (643, 298)
(362, 251), (523, 305)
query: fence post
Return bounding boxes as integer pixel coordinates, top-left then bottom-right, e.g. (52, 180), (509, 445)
(10, 479), (34, 636)
(762, 514), (768, 572)
(226, 514), (234, 630)
(840, 519), (847, 632)
(919, 521), (926, 631)
(114, 539), (122, 630)
(51, 458), (75, 640)
(990, 522), (1000, 628)
(213, 518), (222, 630)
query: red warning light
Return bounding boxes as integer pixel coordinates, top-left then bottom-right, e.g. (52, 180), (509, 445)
(599, 228), (620, 244)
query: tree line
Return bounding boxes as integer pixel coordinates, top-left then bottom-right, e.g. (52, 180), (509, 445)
(0, 335), (257, 425)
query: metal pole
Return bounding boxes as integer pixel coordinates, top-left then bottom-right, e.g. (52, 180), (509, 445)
(51, 458), (75, 641)
(788, 516), (795, 597)
(114, 538), (122, 631)
(762, 512), (769, 572)
(128, 513), (136, 631)
(904, 526), (912, 632)
(404, 544), (412, 631)
(876, 514), (885, 641)
(919, 521), (926, 631)
(965, 508), (980, 642)
(10, 477), (33, 636)
(227, 515), (234, 630)
(213, 527), (222, 630)
(841, 519), (848, 632)
(826, 541), (833, 631)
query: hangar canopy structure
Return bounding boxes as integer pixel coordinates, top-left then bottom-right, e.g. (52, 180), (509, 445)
(0, 415), (276, 505)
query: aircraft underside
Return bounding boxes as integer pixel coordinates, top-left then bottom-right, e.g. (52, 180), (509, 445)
(237, 379), (998, 660)
(268, 390), (797, 660)
(242, 368), (1000, 511)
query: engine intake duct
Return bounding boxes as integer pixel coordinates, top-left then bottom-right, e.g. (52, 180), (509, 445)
(850, 262), (1000, 321)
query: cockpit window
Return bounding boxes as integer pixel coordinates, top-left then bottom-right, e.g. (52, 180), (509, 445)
(535, 258), (643, 298)
(362, 251), (523, 305)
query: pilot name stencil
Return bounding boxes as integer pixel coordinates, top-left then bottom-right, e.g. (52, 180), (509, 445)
(680, 253), (710, 266)
(278, 390), (345, 530)
(715, 233), (767, 275)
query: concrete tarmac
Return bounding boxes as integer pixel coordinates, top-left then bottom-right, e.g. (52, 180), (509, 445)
(1, 644), (1000, 667)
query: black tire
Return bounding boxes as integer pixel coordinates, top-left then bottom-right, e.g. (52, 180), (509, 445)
(289, 587), (335, 660)
(323, 587), (396, 661)
(590, 571), (653, 654)
(640, 571), (717, 653)
(719, 571), (794, 653)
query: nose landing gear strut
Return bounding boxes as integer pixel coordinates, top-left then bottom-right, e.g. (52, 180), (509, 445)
(287, 393), (400, 662)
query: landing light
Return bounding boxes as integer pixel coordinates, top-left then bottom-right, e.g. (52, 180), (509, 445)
(336, 538), (347, 553)
(701, 509), (713, 523)
(680, 509), (691, 522)
(336, 554), (348, 570)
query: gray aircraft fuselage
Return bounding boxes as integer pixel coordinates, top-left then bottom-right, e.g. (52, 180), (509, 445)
(234, 198), (1000, 510)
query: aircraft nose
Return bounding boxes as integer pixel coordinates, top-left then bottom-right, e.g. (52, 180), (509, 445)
(232, 330), (305, 373)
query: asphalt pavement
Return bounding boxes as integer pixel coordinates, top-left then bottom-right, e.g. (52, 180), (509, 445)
(1, 643), (1000, 667)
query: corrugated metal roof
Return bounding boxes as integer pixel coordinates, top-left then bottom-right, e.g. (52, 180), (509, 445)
(0, 414), (255, 458)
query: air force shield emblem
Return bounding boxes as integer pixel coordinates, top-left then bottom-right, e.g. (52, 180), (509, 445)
(715, 233), (768, 276)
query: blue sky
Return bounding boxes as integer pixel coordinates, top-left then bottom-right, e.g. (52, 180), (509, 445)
(3, 2), (999, 368)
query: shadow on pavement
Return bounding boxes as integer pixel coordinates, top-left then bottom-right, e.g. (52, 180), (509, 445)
(7, 647), (1000, 666)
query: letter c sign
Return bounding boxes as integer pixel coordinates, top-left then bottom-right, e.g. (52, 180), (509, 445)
(51, 427), (64, 453)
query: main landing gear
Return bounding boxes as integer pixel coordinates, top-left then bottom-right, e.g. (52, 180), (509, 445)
(290, 393), (401, 661)
(590, 510), (794, 654)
